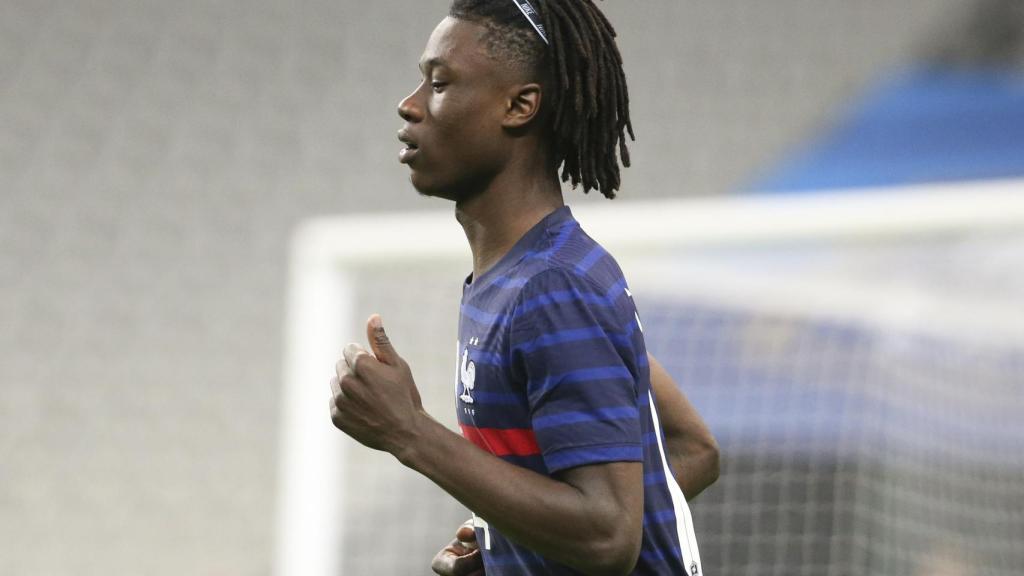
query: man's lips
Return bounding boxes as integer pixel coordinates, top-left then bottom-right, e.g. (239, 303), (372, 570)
(397, 130), (419, 164)
(398, 146), (419, 164)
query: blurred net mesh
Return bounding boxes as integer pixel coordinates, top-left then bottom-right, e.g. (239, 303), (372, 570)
(328, 228), (1023, 576)
(634, 232), (1024, 576)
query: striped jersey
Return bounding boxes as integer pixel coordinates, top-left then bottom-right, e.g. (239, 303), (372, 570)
(456, 206), (703, 575)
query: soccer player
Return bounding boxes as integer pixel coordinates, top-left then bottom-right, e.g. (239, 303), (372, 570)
(328, 1), (718, 574)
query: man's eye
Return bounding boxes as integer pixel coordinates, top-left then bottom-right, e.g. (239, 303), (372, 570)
(431, 82), (447, 93)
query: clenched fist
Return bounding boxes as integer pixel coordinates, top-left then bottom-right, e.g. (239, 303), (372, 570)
(329, 314), (427, 458)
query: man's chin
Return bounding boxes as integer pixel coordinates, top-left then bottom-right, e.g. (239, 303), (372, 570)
(409, 169), (488, 203)
(410, 174), (438, 198)
(410, 174), (460, 202)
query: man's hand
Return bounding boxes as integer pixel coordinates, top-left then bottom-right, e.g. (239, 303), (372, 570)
(329, 314), (426, 457)
(431, 520), (484, 576)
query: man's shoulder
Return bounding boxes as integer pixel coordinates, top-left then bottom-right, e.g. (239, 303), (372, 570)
(514, 259), (612, 298)
(508, 250), (632, 329)
(524, 223), (626, 296)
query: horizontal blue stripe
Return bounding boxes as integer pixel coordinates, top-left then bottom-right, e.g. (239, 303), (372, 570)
(515, 325), (607, 353)
(460, 303), (508, 325)
(514, 325), (632, 355)
(516, 288), (621, 316)
(544, 443), (642, 472)
(477, 237), (627, 304)
(603, 276), (628, 300)
(574, 245), (606, 274)
(532, 406), (639, 430)
(461, 284), (628, 328)
(462, 274), (635, 336)
(531, 365), (634, 397)
(644, 469), (667, 486)
(638, 545), (684, 563)
(626, 319), (641, 337)
(471, 323), (641, 370)
(643, 508), (679, 527)
(518, 271), (630, 320)
(487, 276), (530, 289)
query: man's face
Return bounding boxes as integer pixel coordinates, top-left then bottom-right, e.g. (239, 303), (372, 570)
(397, 17), (513, 201)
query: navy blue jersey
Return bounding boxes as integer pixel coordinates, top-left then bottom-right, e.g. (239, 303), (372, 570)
(456, 206), (703, 575)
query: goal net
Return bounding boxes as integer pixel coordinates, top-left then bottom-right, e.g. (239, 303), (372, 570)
(274, 178), (1024, 576)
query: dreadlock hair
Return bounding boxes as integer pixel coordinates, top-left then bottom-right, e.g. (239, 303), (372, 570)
(448, 0), (634, 199)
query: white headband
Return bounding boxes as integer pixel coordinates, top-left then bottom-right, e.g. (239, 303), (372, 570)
(511, 0), (549, 45)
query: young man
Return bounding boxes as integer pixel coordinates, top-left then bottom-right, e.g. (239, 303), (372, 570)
(328, 1), (717, 574)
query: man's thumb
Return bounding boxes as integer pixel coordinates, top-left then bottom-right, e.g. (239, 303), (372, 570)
(456, 524), (477, 543)
(367, 314), (400, 366)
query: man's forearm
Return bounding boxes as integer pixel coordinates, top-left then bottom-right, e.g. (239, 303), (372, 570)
(649, 354), (720, 500)
(662, 431), (720, 500)
(398, 412), (642, 576)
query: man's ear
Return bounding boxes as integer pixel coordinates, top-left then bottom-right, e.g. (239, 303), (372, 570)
(502, 83), (542, 129)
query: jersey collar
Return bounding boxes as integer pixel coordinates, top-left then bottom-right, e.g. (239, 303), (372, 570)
(464, 205), (574, 292)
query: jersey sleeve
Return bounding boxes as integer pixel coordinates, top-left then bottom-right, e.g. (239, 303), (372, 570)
(509, 267), (643, 474)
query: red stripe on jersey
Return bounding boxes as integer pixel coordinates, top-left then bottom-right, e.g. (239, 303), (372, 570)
(460, 424), (541, 457)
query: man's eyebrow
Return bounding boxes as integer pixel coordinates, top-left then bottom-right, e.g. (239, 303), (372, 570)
(418, 56), (449, 73)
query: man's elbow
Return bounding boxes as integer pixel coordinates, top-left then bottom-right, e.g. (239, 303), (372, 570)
(701, 435), (721, 487)
(675, 434), (720, 499)
(576, 508), (642, 576)
(689, 433), (721, 494)
(582, 531), (641, 576)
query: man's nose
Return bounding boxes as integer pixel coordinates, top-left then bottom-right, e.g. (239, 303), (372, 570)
(397, 88), (422, 122)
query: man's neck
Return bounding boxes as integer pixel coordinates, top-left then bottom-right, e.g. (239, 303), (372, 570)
(455, 168), (563, 281)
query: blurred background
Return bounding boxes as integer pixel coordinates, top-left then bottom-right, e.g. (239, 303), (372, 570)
(2, 0), (1022, 574)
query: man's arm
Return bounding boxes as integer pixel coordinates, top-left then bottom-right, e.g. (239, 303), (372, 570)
(331, 316), (643, 576)
(401, 416), (643, 576)
(428, 353), (719, 576)
(648, 354), (720, 500)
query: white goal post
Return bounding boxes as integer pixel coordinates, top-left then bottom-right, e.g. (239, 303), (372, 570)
(274, 178), (1024, 576)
